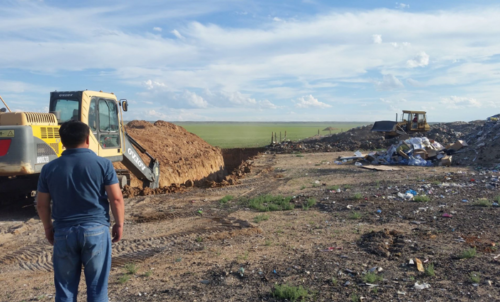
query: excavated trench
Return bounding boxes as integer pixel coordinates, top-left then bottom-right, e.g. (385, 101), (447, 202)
(121, 141), (266, 197)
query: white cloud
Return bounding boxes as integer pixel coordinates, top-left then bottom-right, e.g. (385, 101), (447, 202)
(147, 109), (168, 119)
(171, 29), (184, 39)
(396, 3), (410, 9)
(375, 74), (404, 91)
(273, 17), (282, 22)
(294, 95), (331, 108)
(153, 27), (162, 32)
(406, 78), (424, 87)
(372, 34), (382, 44)
(407, 51), (430, 68)
(182, 90), (208, 108)
(440, 96), (481, 108)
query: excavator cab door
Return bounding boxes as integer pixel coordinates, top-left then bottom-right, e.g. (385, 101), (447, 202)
(87, 97), (122, 161)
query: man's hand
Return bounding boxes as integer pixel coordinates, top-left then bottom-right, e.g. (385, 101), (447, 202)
(44, 227), (54, 245)
(112, 223), (123, 243)
(106, 183), (124, 243)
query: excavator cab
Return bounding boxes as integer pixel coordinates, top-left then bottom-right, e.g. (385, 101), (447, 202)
(49, 91), (160, 189)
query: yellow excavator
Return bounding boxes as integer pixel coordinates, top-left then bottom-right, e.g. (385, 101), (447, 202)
(371, 110), (430, 138)
(0, 91), (160, 200)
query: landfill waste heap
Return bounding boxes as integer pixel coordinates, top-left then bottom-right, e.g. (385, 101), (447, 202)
(337, 137), (467, 167)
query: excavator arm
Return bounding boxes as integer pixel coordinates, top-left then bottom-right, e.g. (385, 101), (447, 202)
(121, 132), (160, 189)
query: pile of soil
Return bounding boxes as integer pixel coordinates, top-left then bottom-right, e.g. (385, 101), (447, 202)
(114, 120), (226, 190)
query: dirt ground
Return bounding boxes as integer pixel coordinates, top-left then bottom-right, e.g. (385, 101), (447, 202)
(1, 152), (500, 301)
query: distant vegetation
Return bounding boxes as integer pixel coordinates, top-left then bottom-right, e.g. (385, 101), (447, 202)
(170, 122), (368, 148)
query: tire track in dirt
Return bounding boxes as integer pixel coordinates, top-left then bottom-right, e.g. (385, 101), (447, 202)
(0, 217), (260, 272)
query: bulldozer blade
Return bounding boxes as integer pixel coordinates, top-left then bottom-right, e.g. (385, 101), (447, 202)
(371, 121), (398, 132)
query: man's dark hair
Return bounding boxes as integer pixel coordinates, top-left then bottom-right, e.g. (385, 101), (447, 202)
(59, 121), (90, 148)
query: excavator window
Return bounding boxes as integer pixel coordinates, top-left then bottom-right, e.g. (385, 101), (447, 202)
(98, 99), (120, 149)
(52, 99), (80, 124)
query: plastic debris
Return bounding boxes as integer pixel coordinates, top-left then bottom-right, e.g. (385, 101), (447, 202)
(397, 291), (407, 295)
(238, 267), (245, 277)
(414, 282), (431, 290)
(376, 209), (382, 214)
(442, 213), (453, 218)
(406, 189), (417, 196)
(354, 162), (363, 167)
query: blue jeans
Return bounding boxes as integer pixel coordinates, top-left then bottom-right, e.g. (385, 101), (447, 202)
(53, 223), (111, 302)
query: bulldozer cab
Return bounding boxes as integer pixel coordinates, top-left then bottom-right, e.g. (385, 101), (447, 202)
(402, 110), (427, 132)
(49, 91), (125, 162)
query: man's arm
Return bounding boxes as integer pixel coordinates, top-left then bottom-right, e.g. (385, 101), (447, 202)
(105, 183), (124, 243)
(36, 192), (54, 245)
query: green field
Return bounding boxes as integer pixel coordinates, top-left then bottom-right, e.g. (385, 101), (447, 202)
(172, 122), (369, 148)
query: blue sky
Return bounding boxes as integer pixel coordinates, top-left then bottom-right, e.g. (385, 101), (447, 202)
(1, 0), (500, 122)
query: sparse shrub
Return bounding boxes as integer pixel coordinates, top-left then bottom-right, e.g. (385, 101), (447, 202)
(296, 154), (304, 158)
(459, 248), (477, 259)
(352, 193), (363, 200)
(144, 270), (152, 277)
(469, 272), (481, 283)
(244, 195), (294, 212)
(312, 183), (319, 188)
(265, 240), (273, 246)
(196, 236), (203, 242)
(328, 185), (340, 191)
(300, 185), (306, 190)
(302, 198), (317, 210)
(118, 275), (131, 284)
(124, 263), (137, 275)
(220, 195), (234, 204)
(254, 214), (270, 223)
(350, 293), (360, 302)
(344, 184), (352, 189)
(363, 272), (382, 283)
(425, 263), (435, 277)
(476, 198), (492, 207)
(413, 195), (430, 202)
(349, 212), (362, 220)
(331, 277), (337, 286)
(272, 284), (308, 301)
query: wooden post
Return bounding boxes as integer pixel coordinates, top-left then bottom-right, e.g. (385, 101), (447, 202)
(275, 132), (277, 142)
(271, 132), (273, 144)
(280, 132), (282, 143)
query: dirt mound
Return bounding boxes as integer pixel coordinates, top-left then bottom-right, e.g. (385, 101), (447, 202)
(114, 120), (226, 190)
(359, 229), (407, 258)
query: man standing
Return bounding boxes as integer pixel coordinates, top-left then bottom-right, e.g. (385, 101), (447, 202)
(36, 121), (125, 302)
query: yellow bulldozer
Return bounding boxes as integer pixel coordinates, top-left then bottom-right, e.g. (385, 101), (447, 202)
(0, 91), (160, 200)
(371, 110), (430, 138)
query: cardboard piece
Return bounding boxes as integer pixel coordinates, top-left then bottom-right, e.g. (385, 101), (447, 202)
(426, 149), (437, 158)
(398, 150), (409, 160)
(446, 140), (468, 151)
(413, 149), (428, 160)
(360, 165), (401, 171)
(415, 258), (425, 272)
(440, 155), (452, 167)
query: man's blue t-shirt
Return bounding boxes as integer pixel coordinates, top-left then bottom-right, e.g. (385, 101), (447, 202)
(37, 148), (119, 229)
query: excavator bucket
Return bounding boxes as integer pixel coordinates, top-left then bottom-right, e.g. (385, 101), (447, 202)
(371, 121), (398, 133)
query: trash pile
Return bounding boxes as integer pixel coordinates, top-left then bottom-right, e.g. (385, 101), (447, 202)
(451, 115), (500, 167)
(338, 137), (468, 167)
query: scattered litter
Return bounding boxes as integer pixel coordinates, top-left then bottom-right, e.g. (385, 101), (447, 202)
(376, 209), (382, 214)
(200, 280), (210, 285)
(442, 213), (453, 218)
(409, 259), (414, 265)
(354, 162), (363, 167)
(397, 291), (406, 295)
(406, 189), (417, 196)
(415, 258), (424, 272)
(414, 282), (431, 290)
